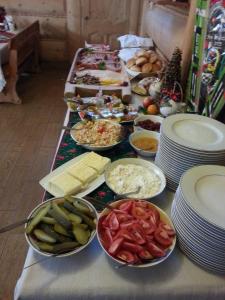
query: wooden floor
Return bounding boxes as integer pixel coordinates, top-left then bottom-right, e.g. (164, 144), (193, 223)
(0, 63), (68, 300)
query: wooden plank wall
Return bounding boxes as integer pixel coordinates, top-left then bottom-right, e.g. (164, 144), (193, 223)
(1, 0), (68, 62)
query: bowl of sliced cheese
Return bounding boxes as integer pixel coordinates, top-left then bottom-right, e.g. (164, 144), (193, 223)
(25, 196), (98, 257)
(39, 152), (111, 198)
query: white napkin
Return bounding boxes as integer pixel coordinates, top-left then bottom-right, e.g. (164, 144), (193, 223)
(117, 34), (153, 48)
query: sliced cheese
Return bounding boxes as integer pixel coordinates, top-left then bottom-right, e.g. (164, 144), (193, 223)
(81, 152), (110, 174)
(50, 172), (82, 196)
(67, 161), (97, 185)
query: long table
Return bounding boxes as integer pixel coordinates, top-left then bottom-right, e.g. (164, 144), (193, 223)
(14, 108), (225, 300)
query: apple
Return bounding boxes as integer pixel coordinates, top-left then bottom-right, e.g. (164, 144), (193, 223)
(143, 97), (154, 108)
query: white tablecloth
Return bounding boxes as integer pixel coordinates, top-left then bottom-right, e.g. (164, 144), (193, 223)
(14, 189), (225, 300)
(14, 104), (225, 299)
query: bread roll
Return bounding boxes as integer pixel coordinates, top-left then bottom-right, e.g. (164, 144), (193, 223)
(143, 52), (151, 59)
(149, 54), (158, 64)
(126, 58), (136, 68)
(136, 49), (146, 58)
(141, 63), (153, 73)
(155, 60), (162, 68)
(130, 65), (141, 72)
(136, 57), (147, 67)
(152, 63), (161, 72)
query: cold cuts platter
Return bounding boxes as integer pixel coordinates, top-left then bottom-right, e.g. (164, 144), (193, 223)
(65, 48), (132, 103)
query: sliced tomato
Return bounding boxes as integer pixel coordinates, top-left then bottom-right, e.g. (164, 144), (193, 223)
(108, 237), (124, 255)
(147, 208), (160, 226)
(138, 249), (154, 260)
(145, 235), (154, 242)
(97, 125), (105, 133)
(116, 250), (136, 263)
(136, 200), (149, 209)
(132, 206), (148, 219)
(108, 212), (119, 231)
(120, 220), (137, 229)
(113, 229), (133, 241)
(138, 219), (157, 235)
(159, 221), (176, 236)
(129, 224), (146, 245)
(147, 241), (166, 258)
(116, 213), (133, 223)
(122, 241), (143, 253)
(100, 227), (113, 250)
(154, 228), (173, 247)
(101, 212), (113, 228)
(118, 201), (133, 212)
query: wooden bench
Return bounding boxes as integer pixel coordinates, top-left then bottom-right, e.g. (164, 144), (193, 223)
(0, 20), (40, 104)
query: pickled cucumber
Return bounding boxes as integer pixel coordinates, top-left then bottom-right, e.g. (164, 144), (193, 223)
(41, 216), (57, 225)
(33, 229), (56, 243)
(68, 213), (82, 224)
(59, 206), (70, 216)
(73, 200), (93, 216)
(73, 224), (90, 245)
(64, 201), (95, 229)
(39, 223), (71, 243)
(54, 223), (73, 238)
(27, 198), (96, 255)
(52, 241), (79, 253)
(34, 241), (54, 252)
(26, 204), (51, 234)
(48, 205), (71, 229)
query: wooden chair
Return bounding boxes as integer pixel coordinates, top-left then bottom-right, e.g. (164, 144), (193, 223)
(0, 20), (40, 104)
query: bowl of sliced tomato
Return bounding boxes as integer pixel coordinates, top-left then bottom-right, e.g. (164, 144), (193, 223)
(97, 199), (176, 267)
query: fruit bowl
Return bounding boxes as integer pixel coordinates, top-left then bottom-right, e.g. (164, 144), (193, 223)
(97, 199), (176, 268)
(25, 197), (98, 257)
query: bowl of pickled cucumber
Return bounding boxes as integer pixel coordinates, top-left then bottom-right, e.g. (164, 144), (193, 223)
(25, 197), (98, 257)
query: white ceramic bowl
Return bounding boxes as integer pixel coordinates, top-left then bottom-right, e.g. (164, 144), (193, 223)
(70, 119), (123, 151)
(129, 130), (160, 157)
(105, 158), (166, 199)
(97, 199), (176, 268)
(25, 197), (98, 257)
(133, 115), (164, 132)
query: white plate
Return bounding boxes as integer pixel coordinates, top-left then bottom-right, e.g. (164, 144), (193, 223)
(162, 114), (225, 152)
(70, 120), (123, 151)
(105, 158), (166, 199)
(160, 133), (225, 156)
(175, 187), (225, 236)
(39, 153), (108, 197)
(180, 165), (225, 230)
(172, 204), (225, 252)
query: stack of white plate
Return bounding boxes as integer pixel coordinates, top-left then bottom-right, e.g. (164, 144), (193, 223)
(155, 114), (225, 190)
(171, 165), (225, 274)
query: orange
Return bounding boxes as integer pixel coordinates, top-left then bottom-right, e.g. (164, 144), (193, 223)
(147, 104), (158, 115)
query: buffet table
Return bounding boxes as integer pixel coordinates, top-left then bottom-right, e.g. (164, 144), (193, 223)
(14, 107), (225, 300)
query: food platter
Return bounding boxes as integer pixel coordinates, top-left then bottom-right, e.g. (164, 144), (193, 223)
(39, 153), (108, 197)
(65, 94), (138, 123)
(65, 48), (132, 103)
